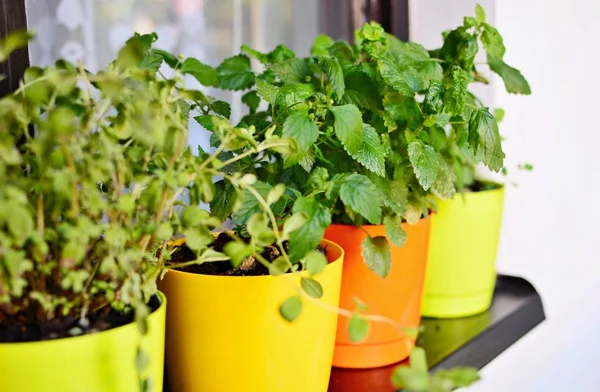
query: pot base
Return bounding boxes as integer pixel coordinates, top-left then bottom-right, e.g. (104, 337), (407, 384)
(332, 338), (414, 369)
(422, 288), (494, 318)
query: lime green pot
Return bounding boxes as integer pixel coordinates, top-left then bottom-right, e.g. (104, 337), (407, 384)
(422, 185), (504, 318)
(0, 293), (166, 392)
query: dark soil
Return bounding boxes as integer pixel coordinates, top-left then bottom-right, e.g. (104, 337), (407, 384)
(172, 231), (327, 276)
(0, 295), (162, 343)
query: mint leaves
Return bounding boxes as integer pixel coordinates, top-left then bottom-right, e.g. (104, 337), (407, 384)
(330, 105), (364, 156)
(340, 174), (382, 224)
(361, 236), (391, 278)
(282, 110), (319, 154)
(408, 141), (439, 191)
(468, 107), (505, 171)
(216, 54), (255, 90)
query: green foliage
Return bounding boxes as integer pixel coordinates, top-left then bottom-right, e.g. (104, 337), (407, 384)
(392, 347), (480, 392)
(348, 312), (370, 343)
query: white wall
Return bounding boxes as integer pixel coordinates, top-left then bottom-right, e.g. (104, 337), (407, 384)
(411, 0), (600, 390)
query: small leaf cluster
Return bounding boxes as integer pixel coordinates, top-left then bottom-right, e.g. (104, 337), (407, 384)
(0, 32), (312, 335)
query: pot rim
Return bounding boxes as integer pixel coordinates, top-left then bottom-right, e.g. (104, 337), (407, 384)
(165, 238), (344, 280)
(0, 291), (166, 347)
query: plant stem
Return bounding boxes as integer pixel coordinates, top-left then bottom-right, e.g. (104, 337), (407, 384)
(62, 145), (80, 218)
(36, 195), (44, 235)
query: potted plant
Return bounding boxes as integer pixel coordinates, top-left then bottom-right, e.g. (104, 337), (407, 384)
(420, 5), (531, 318)
(138, 44), (346, 392)
(195, 18), (485, 368)
(0, 32), (212, 391)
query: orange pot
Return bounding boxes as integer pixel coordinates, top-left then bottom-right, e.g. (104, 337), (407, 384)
(324, 217), (431, 368)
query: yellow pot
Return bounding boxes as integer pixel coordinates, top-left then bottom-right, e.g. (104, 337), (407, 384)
(0, 293), (166, 392)
(422, 186), (504, 318)
(158, 239), (344, 392)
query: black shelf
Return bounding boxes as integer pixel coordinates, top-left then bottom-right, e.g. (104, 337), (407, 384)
(328, 275), (546, 392)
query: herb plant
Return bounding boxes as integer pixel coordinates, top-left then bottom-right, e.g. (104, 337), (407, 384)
(0, 31), (311, 343)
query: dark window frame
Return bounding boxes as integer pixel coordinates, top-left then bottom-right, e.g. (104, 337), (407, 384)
(0, 0), (29, 97)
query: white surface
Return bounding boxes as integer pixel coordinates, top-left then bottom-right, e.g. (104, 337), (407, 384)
(411, 0), (600, 390)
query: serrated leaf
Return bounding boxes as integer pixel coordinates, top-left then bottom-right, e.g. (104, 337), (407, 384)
(423, 81), (444, 114)
(242, 91), (260, 113)
(256, 78), (279, 105)
(386, 34), (430, 66)
(289, 197), (331, 262)
(432, 158), (457, 199)
(384, 93), (423, 130)
(210, 100), (231, 118)
(444, 66), (471, 114)
(276, 83), (314, 107)
(344, 66), (382, 110)
(280, 296), (303, 322)
(481, 23), (505, 60)
(488, 56), (531, 94)
(376, 110), (397, 132)
(330, 105), (363, 156)
(329, 41), (355, 61)
(299, 149), (316, 172)
(408, 140), (439, 191)
(475, 4), (487, 23)
(318, 56), (345, 99)
(378, 57), (423, 97)
(340, 174), (381, 224)
(137, 53), (163, 71)
(369, 174), (407, 216)
(270, 58), (310, 84)
(216, 54), (255, 90)
(353, 124), (385, 177)
(468, 107), (505, 171)
(304, 250), (327, 276)
(384, 215), (407, 248)
(301, 277), (323, 298)
(311, 34), (334, 56)
(282, 109), (319, 153)
(348, 313), (370, 343)
(361, 236), (390, 278)
(181, 58), (218, 86)
(232, 181), (272, 225)
(419, 60), (444, 89)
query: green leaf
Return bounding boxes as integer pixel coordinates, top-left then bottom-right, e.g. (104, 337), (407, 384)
(318, 56), (345, 99)
(423, 81), (444, 114)
(369, 175), (408, 216)
(435, 367), (481, 388)
(181, 58), (218, 86)
(481, 23), (506, 60)
(419, 60), (444, 88)
(210, 100), (231, 118)
(384, 93), (424, 130)
(391, 367), (430, 390)
(276, 83), (314, 107)
(256, 78), (279, 105)
(488, 56), (531, 94)
(223, 241), (253, 268)
(353, 124), (385, 177)
(330, 105), (363, 156)
(183, 228), (213, 252)
(475, 4), (487, 23)
(408, 140), (439, 191)
(137, 53), (163, 71)
(444, 66), (471, 114)
(152, 49), (180, 68)
(282, 213), (307, 240)
(386, 35), (430, 66)
(348, 313), (370, 343)
(240, 44), (269, 63)
(361, 236), (391, 278)
(301, 277), (323, 298)
(0, 30), (34, 62)
(304, 250), (327, 276)
(340, 174), (382, 224)
(376, 110), (397, 132)
(242, 91), (260, 113)
(280, 296), (303, 322)
(270, 58), (310, 84)
(384, 215), (407, 248)
(352, 297), (369, 312)
(432, 158), (457, 199)
(494, 108), (505, 123)
(269, 256), (290, 276)
(410, 347), (429, 373)
(216, 54), (255, 90)
(232, 181), (272, 225)
(311, 34), (334, 56)
(7, 202), (33, 239)
(468, 107), (505, 171)
(378, 57), (423, 97)
(439, 29), (479, 70)
(289, 197), (331, 262)
(282, 109), (319, 153)
(247, 213), (275, 246)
